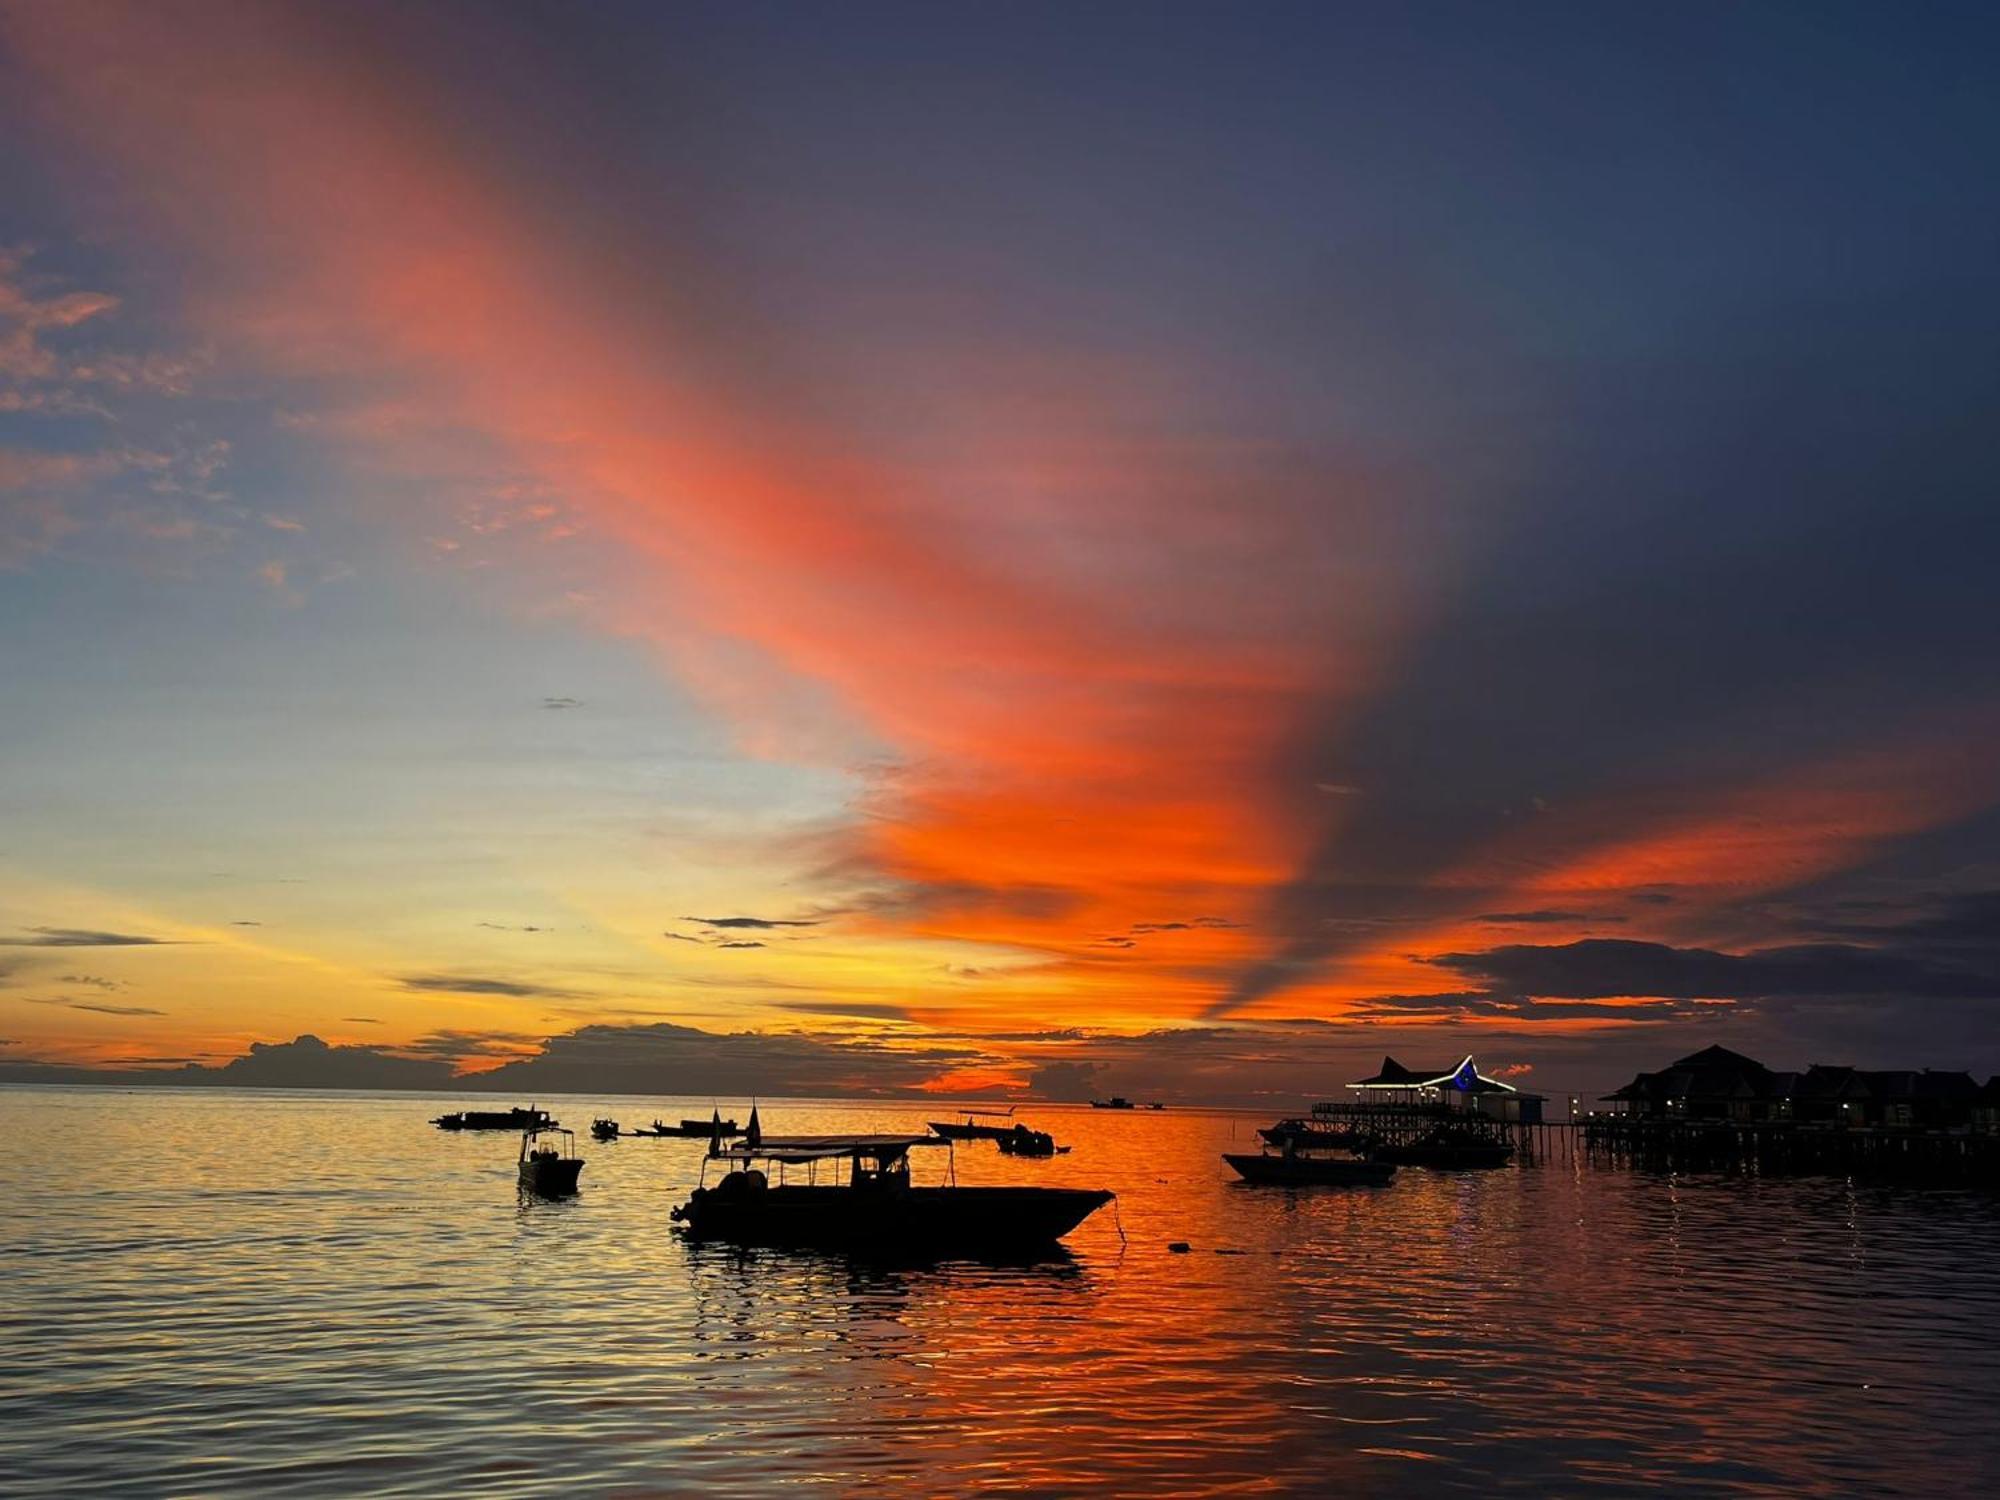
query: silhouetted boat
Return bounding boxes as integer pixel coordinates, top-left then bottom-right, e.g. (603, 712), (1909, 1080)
(1374, 1133), (1514, 1169)
(432, 1106), (553, 1132)
(1224, 1151), (1396, 1186)
(1259, 1118), (1368, 1151)
(518, 1126), (585, 1196)
(628, 1115), (742, 1139)
(928, 1109), (1018, 1140)
(671, 1113), (1111, 1251)
(590, 1118), (621, 1141)
(995, 1125), (1068, 1157)
(1090, 1097), (1135, 1110)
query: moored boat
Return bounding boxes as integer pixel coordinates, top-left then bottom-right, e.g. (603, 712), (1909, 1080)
(995, 1125), (1067, 1157)
(1373, 1133), (1515, 1169)
(670, 1117), (1111, 1251)
(1090, 1096), (1135, 1110)
(433, 1106), (553, 1132)
(518, 1127), (585, 1196)
(1224, 1151), (1396, 1186)
(590, 1118), (621, 1141)
(928, 1109), (1019, 1141)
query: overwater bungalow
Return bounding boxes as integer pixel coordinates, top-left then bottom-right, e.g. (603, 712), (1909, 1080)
(1601, 1045), (1990, 1130)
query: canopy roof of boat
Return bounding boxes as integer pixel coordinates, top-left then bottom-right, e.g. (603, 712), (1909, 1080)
(711, 1133), (947, 1164)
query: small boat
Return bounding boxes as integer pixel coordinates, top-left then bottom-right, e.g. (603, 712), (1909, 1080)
(590, 1118), (621, 1141)
(518, 1127), (585, 1196)
(928, 1109), (1019, 1141)
(433, 1106), (553, 1132)
(1090, 1097), (1135, 1110)
(670, 1113), (1111, 1252)
(1224, 1151), (1396, 1186)
(994, 1125), (1069, 1157)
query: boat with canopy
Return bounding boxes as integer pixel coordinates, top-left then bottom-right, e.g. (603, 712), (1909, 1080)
(670, 1109), (1111, 1251)
(518, 1126), (585, 1196)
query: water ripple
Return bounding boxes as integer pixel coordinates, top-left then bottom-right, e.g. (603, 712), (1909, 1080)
(2, 1088), (1996, 1496)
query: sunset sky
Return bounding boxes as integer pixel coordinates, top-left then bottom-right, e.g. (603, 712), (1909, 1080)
(3, 2), (1997, 1100)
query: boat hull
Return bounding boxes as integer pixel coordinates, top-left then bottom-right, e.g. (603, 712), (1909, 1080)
(434, 1109), (552, 1132)
(519, 1158), (585, 1196)
(674, 1184), (1113, 1250)
(1224, 1153), (1396, 1186)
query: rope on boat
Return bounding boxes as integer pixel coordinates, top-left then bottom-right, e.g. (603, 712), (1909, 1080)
(1111, 1196), (1128, 1246)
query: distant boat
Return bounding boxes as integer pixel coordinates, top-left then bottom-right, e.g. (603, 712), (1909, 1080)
(1224, 1151), (1396, 1187)
(518, 1127), (585, 1196)
(433, 1106), (553, 1132)
(1090, 1097), (1135, 1110)
(590, 1118), (621, 1141)
(928, 1109), (1018, 1141)
(670, 1121), (1111, 1251)
(628, 1116), (743, 1139)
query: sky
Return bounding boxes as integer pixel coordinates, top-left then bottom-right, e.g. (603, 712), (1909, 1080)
(2, 1), (1998, 1104)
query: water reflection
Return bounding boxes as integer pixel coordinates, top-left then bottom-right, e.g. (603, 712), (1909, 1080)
(1, 1087), (1997, 1496)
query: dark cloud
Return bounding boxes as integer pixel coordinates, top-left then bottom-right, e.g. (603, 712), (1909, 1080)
(55, 974), (123, 990)
(25, 997), (166, 1016)
(773, 1001), (913, 1022)
(1, 927), (174, 947)
(1429, 937), (2000, 1002)
(716, 940), (765, 949)
(476, 922), (549, 932)
(341, 1016), (384, 1024)
(541, 696), (582, 709)
(210, 1034), (454, 1087)
(683, 915), (821, 930)
(230, 920), (262, 927)
(399, 1028), (545, 1060)
(1091, 937), (1136, 950)
(398, 974), (580, 998)
(1027, 1059), (1102, 1102)
(1214, 208), (2000, 1018)
(661, 931), (704, 943)
(461, 1022), (990, 1097)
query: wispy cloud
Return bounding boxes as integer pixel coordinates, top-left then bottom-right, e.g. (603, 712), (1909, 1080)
(683, 915), (822, 930)
(1, 927), (174, 947)
(398, 974), (580, 998)
(26, 997), (166, 1016)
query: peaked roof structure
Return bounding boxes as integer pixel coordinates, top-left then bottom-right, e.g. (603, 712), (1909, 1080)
(1347, 1054), (1524, 1096)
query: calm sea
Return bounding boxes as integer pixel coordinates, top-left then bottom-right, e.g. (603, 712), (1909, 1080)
(2, 1087), (1997, 1497)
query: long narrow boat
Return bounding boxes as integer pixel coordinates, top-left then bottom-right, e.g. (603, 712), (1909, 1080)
(671, 1128), (1112, 1251)
(927, 1108), (1018, 1141)
(433, 1106), (553, 1132)
(1224, 1151), (1395, 1186)
(1373, 1135), (1515, 1169)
